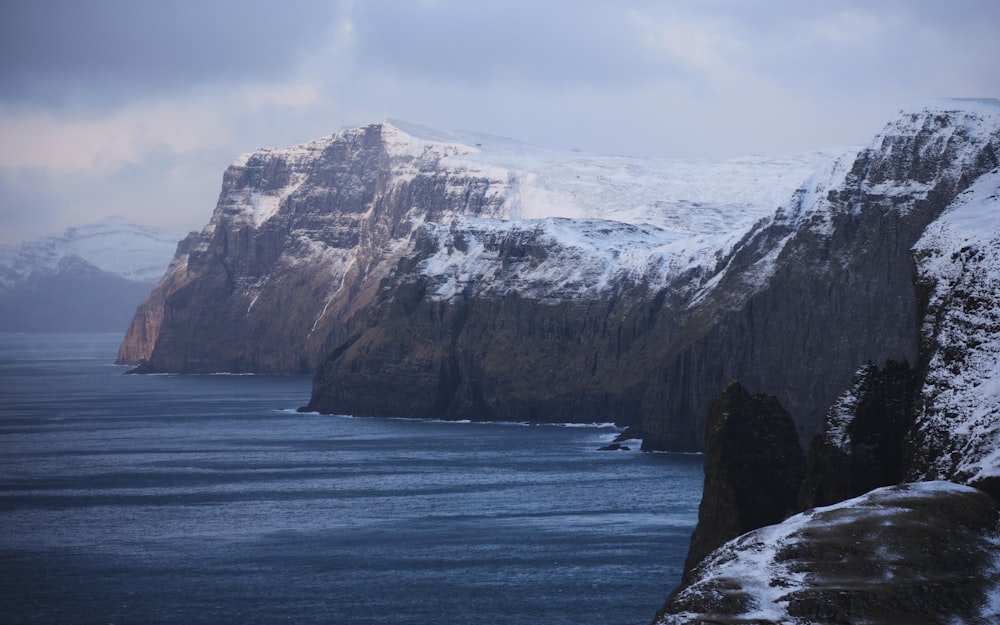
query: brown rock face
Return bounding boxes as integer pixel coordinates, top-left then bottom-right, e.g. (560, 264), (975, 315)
(303, 220), (681, 425)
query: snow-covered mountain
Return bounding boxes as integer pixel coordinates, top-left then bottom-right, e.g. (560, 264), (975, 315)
(121, 100), (1000, 452)
(0, 217), (180, 332)
(635, 99), (1000, 449)
(118, 120), (840, 373)
(303, 100), (1000, 448)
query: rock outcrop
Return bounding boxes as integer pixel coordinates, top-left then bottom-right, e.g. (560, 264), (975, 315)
(680, 381), (804, 583)
(798, 360), (919, 510)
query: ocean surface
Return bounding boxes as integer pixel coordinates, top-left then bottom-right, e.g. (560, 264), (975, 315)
(0, 333), (702, 625)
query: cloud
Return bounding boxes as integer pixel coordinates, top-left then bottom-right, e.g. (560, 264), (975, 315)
(0, 0), (998, 243)
(0, 0), (341, 109)
(627, 9), (745, 85)
(346, 1), (666, 88)
(0, 101), (227, 173)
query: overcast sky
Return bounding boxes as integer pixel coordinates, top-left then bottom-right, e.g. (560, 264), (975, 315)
(1, 0), (998, 243)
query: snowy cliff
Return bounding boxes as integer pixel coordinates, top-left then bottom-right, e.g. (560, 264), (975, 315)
(119, 120), (835, 375)
(655, 105), (1000, 624)
(909, 165), (1000, 493)
(638, 99), (1000, 449)
(121, 101), (999, 457)
(0, 217), (179, 332)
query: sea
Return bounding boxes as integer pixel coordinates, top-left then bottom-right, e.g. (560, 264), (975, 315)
(0, 333), (702, 625)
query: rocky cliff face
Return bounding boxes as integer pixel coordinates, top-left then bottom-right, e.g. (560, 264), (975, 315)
(655, 155), (1000, 625)
(118, 123), (513, 372)
(639, 100), (1000, 449)
(120, 119), (829, 386)
(679, 381), (804, 584)
(303, 216), (699, 424)
(907, 164), (1000, 497)
(797, 360), (919, 510)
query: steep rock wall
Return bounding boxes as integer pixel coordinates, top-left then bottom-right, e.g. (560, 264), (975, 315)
(679, 381), (804, 584)
(119, 120), (833, 380)
(639, 101), (1000, 449)
(305, 218), (689, 424)
(122, 103), (999, 456)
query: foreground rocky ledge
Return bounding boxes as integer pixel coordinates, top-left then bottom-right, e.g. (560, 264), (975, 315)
(657, 482), (1000, 625)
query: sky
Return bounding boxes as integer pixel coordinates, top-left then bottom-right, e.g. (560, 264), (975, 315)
(1, 0), (998, 243)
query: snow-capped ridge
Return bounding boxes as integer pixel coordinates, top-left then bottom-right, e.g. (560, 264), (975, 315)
(689, 98), (1000, 313)
(916, 97), (1000, 115)
(231, 132), (337, 169)
(0, 217), (181, 289)
(212, 118), (848, 296)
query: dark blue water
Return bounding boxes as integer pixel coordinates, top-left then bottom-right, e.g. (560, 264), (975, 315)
(0, 334), (701, 625)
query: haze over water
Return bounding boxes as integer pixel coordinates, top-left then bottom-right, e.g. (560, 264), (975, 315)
(0, 333), (701, 625)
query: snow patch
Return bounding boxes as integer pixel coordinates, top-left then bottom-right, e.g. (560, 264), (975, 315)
(414, 217), (702, 301)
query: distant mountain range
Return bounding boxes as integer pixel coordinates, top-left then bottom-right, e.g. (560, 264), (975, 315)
(0, 217), (180, 332)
